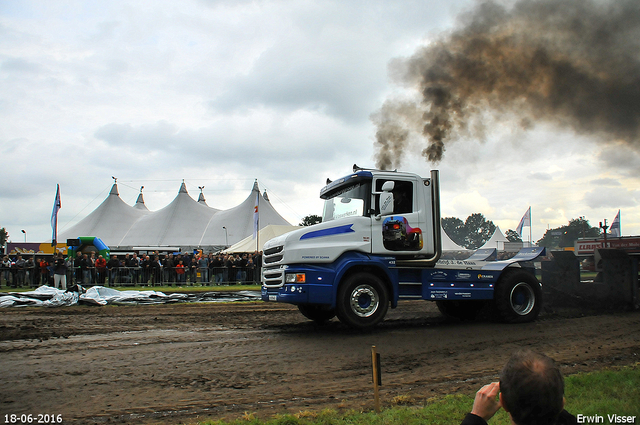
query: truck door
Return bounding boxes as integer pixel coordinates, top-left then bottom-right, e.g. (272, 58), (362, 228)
(371, 177), (429, 255)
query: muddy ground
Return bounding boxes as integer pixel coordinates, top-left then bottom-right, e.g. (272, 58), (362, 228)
(1, 300), (639, 424)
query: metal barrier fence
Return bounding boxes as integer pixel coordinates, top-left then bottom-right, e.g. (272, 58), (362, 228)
(0, 265), (261, 288)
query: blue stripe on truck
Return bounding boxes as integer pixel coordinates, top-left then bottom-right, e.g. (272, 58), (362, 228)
(300, 224), (355, 240)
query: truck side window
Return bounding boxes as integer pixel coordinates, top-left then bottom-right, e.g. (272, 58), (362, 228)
(376, 180), (413, 214)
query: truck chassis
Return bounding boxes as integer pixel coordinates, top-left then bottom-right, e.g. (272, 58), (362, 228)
(262, 246), (545, 328)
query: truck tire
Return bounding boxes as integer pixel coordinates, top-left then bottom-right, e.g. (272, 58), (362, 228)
(436, 300), (487, 321)
(494, 268), (542, 323)
(298, 304), (336, 324)
(336, 272), (389, 328)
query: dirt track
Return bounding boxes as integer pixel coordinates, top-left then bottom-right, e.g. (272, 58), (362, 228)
(1, 300), (639, 424)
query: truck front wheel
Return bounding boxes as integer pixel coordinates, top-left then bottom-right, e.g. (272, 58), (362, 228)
(298, 304), (336, 324)
(494, 269), (542, 323)
(336, 272), (389, 328)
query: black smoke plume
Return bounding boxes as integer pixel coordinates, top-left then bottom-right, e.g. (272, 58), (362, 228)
(373, 0), (640, 169)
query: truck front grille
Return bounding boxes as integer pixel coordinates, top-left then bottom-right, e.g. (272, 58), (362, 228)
(262, 267), (284, 287)
(263, 245), (284, 266)
(263, 245), (285, 287)
(264, 246), (283, 256)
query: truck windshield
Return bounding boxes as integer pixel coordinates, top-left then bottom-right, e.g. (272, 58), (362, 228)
(322, 182), (370, 222)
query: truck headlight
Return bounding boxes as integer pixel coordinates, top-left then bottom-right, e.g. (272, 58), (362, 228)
(285, 273), (306, 283)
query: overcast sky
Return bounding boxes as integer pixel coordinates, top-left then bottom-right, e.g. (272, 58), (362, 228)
(1, 0), (638, 245)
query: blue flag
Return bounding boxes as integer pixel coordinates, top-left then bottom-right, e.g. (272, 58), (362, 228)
(51, 184), (61, 246)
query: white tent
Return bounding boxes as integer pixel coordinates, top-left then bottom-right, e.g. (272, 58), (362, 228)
(223, 224), (301, 253)
(60, 184), (150, 246)
(61, 180), (292, 250)
(133, 189), (149, 211)
(198, 181), (291, 247)
(479, 226), (509, 250)
(118, 182), (219, 247)
(441, 226), (466, 251)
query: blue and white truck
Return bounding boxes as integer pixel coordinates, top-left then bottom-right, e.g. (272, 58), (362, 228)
(261, 165), (545, 328)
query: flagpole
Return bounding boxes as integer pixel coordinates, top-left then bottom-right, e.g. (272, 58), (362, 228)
(257, 192), (260, 252)
(529, 207), (532, 246)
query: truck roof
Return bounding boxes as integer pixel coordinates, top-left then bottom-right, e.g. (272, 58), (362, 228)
(320, 168), (424, 199)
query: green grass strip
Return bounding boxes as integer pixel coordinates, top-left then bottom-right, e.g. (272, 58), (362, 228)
(198, 364), (640, 425)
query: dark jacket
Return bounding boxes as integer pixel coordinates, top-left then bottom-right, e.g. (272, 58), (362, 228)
(53, 258), (67, 275)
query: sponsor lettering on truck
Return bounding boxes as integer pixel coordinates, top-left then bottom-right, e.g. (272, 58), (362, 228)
(261, 165), (545, 328)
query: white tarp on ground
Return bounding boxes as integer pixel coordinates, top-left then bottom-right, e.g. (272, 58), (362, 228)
(0, 286), (260, 308)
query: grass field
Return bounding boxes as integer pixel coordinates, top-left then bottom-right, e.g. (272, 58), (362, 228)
(199, 365), (640, 425)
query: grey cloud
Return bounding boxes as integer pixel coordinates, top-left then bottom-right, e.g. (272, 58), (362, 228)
(208, 43), (387, 123)
(207, 0), (473, 123)
(583, 187), (639, 209)
(590, 177), (621, 186)
(597, 145), (640, 175)
(93, 118), (360, 170)
(94, 121), (179, 148)
(1, 57), (43, 74)
(530, 172), (552, 181)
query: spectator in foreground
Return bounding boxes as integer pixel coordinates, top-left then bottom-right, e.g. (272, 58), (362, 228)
(461, 349), (577, 425)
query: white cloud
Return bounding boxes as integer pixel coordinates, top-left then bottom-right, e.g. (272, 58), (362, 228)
(1, 0), (639, 246)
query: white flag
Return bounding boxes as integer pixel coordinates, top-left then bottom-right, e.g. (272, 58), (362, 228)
(610, 210), (621, 237)
(516, 207), (531, 236)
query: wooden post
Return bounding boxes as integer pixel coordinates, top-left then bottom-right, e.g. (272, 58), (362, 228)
(371, 345), (381, 413)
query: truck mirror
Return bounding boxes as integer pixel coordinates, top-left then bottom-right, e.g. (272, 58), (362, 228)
(379, 192), (394, 217)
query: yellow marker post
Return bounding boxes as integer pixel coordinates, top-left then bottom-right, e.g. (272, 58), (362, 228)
(371, 345), (381, 413)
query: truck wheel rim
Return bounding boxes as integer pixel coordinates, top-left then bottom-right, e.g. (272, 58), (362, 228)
(350, 285), (379, 317)
(510, 282), (535, 316)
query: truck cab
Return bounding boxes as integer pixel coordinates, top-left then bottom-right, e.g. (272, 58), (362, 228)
(262, 166), (543, 329)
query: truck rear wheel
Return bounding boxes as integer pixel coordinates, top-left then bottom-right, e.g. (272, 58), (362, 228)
(336, 272), (389, 328)
(298, 304), (336, 324)
(494, 269), (542, 323)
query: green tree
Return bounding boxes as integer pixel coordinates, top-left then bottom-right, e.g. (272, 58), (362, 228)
(464, 213), (496, 249)
(0, 227), (8, 246)
(537, 217), (600, 249)
(505, 229), (522, 242)
(442, 214), (496, 249)
(299, 214), (322, 226)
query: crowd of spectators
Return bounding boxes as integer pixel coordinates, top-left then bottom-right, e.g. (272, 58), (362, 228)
(0, 250), (263, 288)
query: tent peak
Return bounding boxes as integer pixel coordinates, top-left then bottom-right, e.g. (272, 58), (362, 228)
(135, 186), (147, 208)
(179, 181), (188, 194)
(263, 190), (270, 202)
(252, 179), (259, 192)
(197, 186), (207, 204)
(109, 183), (119, 196)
